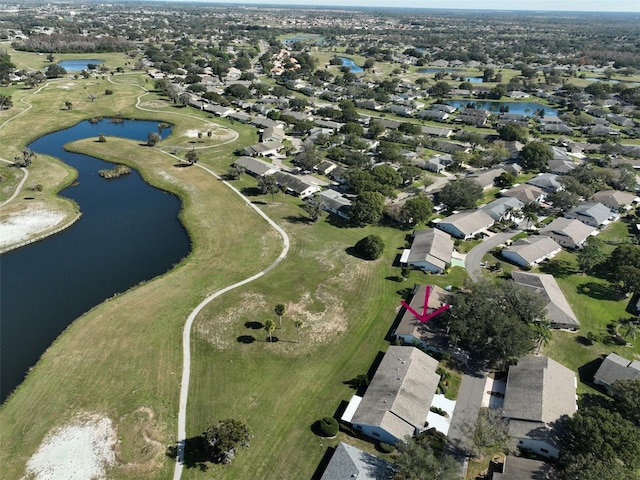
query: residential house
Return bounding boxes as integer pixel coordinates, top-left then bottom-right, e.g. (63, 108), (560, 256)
(540, 123), (573, 135)
(318, 189), (351, 219)
(481, 197), (524, 222)
(592, 190), (640, 212)
(378, 118), (401, 130)
(430, 103), (457, 114)
(564, 202), (616, 228)
(593, 353), (640, 392)
(315, 160), (338, 176)
(273, 171), (321, 199)
(227, 111), (251, 123)
(502, 237), (562, 268)
(433, 141), (470, 155)
(423, 154), (453, 173)
(421, 125), (453, 138)
(319, 442), (395, 480)
(400, 229), (454, 273)
(526, 173), (564, 193)
(539, 217), (597, 249)
(434, 210), (495, 239)
(261, 125), (285, 143)
(468, 167), (507, 190)
(417, 109), (450, 122)
(243, 141), (284, 158)
(203, 104), (234, 117)
(341, 346), (441, 445)
(511, 271), (580, 330)
(502, 356), (577, 458)
(393, 285), (452, 354)
(503, 184), (546, 204)
(232, 156), (279, 177)
(493, 456), (553, 480)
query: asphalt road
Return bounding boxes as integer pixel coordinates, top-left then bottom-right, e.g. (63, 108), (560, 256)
(464, 230), (519, 282)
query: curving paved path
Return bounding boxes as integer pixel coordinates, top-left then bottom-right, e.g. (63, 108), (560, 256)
(464, 230), (519, 282)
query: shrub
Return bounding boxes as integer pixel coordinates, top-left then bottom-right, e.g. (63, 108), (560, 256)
(379, 442), (396, 453)
(97, 134), (106, 143)
(318, 417), (339, 437)
(104, 89), (113, 95)
(354, 234), (385, 260)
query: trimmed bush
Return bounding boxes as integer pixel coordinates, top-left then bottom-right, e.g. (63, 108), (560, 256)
(318, 417), (339, 437)
(379, 442), (395, 453)
(354, 234), (385, 260)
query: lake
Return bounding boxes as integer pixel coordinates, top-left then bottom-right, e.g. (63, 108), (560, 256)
(58, 59), (104, 72)
(0, 119), (191, 402)
(444, 100), (559, 117)
(340, 57), (363, 73)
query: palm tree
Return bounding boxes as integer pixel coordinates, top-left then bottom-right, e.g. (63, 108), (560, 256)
(623, 321), (639, 341)
(294, 319), (304, 344)
(264, 319), (276, 343)
(275, 304), (285, 329)
(531, 320), (552, 354)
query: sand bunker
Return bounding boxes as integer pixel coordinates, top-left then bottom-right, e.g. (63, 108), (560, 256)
(24, 414), (116, 480)
(0, 208), (65, 249)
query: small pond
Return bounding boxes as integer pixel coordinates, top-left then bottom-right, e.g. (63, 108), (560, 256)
(444, 100), (559, 117)
(339, 57), (364, 73)
(58, 59), (105, 72)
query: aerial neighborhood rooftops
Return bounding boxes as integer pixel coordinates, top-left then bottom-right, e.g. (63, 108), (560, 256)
(342, 346), (440, 445)
(319, 442), (395, 480)
(539, 217), (597, 249)
(592, 190), (640, 211)
(564, 201), (617, 228)
(593, 352), (640, 392)
(400, 228), (454, 273)
(526, 173), (563, 193)
(502, 183), (546, 204)
(511, 271), (580, 330)
(233, 156), (279, 177)
(434, 209), (494, 240)
(501, 236), (562, 268)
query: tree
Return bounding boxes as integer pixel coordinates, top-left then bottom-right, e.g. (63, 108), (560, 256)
(531, 319), (552, 354)
(367, 119), (385, 138)
(611, 379), (640, 426)
(394, 435), (460, 480)
(429, 80), (451, 98)
(64, 100), (73, 110)
(204, 419), (251, 464)
(354, 235), (385, 260)
(577, 236), (605, 275)
(350, 191), (385, 225)
(546, 190), (579, 212)
(185, 149), (199, 165)
(494, 171), (516, 188)
(438, 178), (483, 210)
(398, 196), (433, 225)
(303, 194), (323, 222)
(497, 124), (528, 143)
(520, 141), (552, 172)
(558, 406), (640, 477)
(444, 280), (543, 368)
(14, 148), (36, 167)
(224, 84), (252, 99)
(147, 132), (161, 146)
(274, 304), (285, 329)
(258, 174), (279, 202)
(0, 93), (12, 110)
(293, 319), (304, 344)
(472, 408), (509, 452)
(264, 318), (276, 342)
(609, 244), (640, 293)
(45, 64), (66, 78)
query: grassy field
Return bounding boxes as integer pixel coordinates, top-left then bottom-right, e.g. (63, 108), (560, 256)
(0, 59), (417, 479)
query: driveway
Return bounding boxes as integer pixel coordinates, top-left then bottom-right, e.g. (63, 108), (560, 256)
(464, 229), (518, 282)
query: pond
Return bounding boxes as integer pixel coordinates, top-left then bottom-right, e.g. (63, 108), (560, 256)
(58, 59), (105, 72)
(444, 100), (559, 117)
(0, 119), (191, 402)
(339, 57), (363, 73)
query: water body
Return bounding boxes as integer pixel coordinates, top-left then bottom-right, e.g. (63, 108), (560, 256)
(444, 100), (559, 117)
(586, 77), (640, 86)
(463, 77), (483, 83)
(58, 59), (104, 72)
(418, 68), (464, 74)
(339, 57), (363, 73)
(0, 119), (191, 402)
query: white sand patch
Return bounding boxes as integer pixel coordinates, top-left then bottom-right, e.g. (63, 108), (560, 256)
(24, 414), (117, 480)
(58, 83), (77, 90)
(0, 208), (66, 248)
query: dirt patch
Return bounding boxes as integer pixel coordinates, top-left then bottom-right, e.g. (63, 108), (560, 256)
(114, 407), (166, 476)
(0, 206), (66, 249)
(24, 413), (116, 480)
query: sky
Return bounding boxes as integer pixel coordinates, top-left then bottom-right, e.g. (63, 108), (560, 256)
(162, 0), (640, 13)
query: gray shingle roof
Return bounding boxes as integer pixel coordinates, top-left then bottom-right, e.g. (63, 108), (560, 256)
(564, 202), (612, 226)
(493, 456), (553, 480)
(351, 346), (440, 441)
(593, 352), (640, 388)
(320, 442), (395, 480)
(539, 217), (596, 247)
(511, 271), (580, 328)
(233, 156), (278, 176)
(436, 209), (494, 238)
(503, 184), (545, 204)
(502, 236), (561, 266)
(503, 356), (577, 425)
(481, 197), (524, 221)
(407, 229), (454, 271)
(592, 190), (639, 210)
